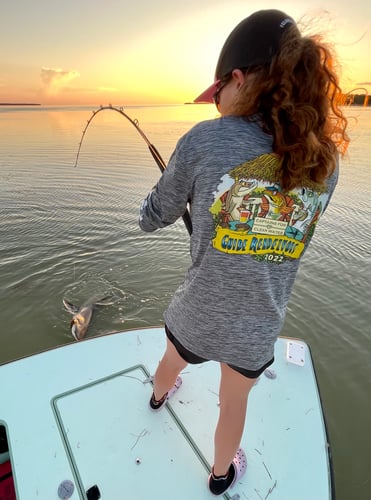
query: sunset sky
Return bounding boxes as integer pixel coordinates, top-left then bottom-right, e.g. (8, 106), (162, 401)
(1, 0), (370, 105)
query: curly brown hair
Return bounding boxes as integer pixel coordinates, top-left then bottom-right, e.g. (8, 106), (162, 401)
(232, 25), (349, 191)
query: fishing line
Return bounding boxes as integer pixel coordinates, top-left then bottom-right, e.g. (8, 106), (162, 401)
(75, 104), (192, 235)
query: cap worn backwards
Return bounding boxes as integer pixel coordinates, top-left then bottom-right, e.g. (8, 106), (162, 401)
(194, 9), (296, 103)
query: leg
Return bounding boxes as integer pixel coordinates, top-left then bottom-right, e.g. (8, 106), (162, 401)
(213, 363), (256, 476)
(153, 337), (188, 400)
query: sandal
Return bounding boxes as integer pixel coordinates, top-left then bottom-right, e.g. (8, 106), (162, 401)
(230, 448), (247, 488)
(208, 448), (247, 496)
(149, 376), (182, 412)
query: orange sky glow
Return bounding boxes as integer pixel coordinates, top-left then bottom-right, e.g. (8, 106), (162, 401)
(1, 1), (370, 106)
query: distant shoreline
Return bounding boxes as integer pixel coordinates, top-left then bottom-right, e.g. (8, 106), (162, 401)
(0, 103), (41, 106)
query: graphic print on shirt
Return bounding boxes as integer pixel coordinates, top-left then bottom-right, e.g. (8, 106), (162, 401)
(209, 153), (330, 264)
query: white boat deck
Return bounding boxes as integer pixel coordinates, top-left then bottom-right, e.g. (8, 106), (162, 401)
(0, 327), (332, 500)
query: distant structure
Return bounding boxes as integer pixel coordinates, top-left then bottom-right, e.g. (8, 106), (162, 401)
(340, 88), (369, 106)
(0, 103), (41, 106)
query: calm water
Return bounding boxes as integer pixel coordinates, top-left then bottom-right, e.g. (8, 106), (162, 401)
(0, 104), (370, 499)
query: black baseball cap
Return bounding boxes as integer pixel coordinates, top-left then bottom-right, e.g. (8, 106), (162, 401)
(194, 9), (296, 103)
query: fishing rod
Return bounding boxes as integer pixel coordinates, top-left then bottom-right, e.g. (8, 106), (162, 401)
(75, 104), (192, 235)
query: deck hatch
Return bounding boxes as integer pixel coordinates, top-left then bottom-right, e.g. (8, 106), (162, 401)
(52, 364), (214, 499)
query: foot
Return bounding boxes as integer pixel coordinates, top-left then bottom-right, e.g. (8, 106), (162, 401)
(149, 376), (182, 412)
(208, 448), (247, 496)
(208, 464), (235, 496)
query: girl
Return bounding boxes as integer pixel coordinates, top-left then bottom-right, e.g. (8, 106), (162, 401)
(139, 9), (349, 496)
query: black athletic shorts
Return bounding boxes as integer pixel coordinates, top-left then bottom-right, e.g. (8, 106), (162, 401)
(165, 324), (274, 379)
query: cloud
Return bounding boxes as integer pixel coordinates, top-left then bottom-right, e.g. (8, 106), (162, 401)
(40, 67), (80, 94)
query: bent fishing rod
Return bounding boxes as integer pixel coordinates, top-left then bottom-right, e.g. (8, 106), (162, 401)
(75, 104), (192, 235)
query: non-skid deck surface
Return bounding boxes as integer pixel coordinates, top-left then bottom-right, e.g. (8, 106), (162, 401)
(0, 328), (331, 499)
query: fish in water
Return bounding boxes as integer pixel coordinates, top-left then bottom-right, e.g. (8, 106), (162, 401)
(63, 296), (111, 341)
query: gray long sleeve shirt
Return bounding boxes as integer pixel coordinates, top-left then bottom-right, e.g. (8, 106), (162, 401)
(139, 116), (338, 370)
